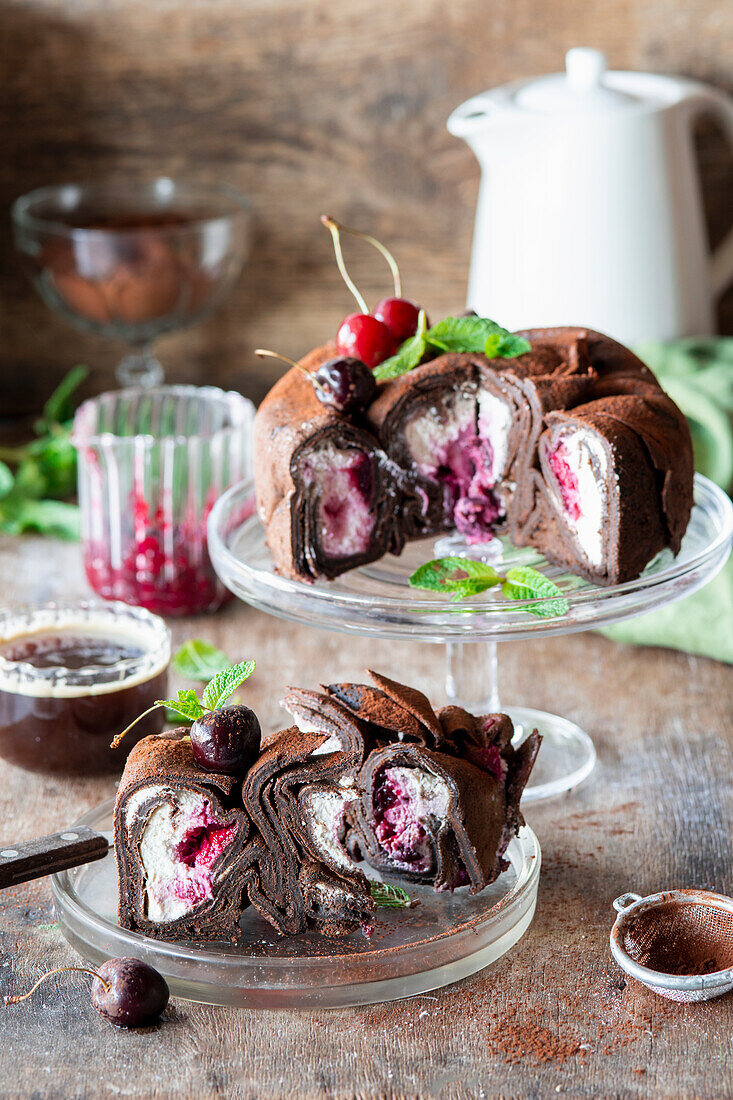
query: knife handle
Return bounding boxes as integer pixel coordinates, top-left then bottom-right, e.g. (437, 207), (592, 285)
(0, 827), (109, 888)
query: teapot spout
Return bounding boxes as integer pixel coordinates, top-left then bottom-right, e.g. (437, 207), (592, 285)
(447, 93), (497, 143)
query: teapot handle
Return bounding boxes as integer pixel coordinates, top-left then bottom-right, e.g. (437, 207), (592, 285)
(686, 89), (733, 298)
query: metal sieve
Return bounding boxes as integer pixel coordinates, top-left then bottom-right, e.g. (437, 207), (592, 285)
(610, 889), (733, 1002)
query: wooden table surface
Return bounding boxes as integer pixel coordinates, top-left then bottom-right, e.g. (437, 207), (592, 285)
(0, 535), (731, 1099)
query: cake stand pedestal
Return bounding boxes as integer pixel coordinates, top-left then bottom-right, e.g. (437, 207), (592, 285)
(208, 474), (732, 802)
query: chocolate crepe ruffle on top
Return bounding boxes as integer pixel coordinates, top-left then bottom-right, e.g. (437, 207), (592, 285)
(254, 327), (694, 585)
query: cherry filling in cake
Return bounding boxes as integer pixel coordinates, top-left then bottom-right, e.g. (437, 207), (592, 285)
(547, 431), (607, 567)
(138, 793), (238, 922)
(372, 764), (450, 872)
(403, 389), (508, 544)
(300, 442), (375, 558)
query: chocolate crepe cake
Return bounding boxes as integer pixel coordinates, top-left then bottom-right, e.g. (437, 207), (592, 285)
(115, 672), (539, 943)
(254, 327), (694, 585)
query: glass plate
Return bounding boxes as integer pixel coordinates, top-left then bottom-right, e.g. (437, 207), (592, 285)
(207, 474), (732, 643)
(206, 474), (731, 802)
(51, 801), (541, 1009)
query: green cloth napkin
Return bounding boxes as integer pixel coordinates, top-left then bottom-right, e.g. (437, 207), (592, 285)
(599, 338), (733, 664)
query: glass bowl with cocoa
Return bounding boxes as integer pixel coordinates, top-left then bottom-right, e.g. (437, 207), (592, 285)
(0, 601), (170, 776)
(11, 177), (251, 387)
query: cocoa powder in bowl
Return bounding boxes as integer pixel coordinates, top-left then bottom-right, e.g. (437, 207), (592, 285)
(622, 898), (733, 976)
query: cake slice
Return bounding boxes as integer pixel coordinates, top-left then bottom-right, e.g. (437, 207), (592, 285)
(538, 391), (693, 583)
(115, 732), (249, 941)
(316, 671), (540, 892)
(253, 344), (404, 581)
(239, 721), (374, 936)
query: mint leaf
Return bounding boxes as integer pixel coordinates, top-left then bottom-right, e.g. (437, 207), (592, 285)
(173, 639), (230, 682)
(38, 365), (88, 430)
(501, 566), (569, 619)
(157, 688), (206, 723)
(0, 462), (13, 500)
(493, 333), (531, 359)
(373, 310), (428, 381)
(0, 497), (80, 539)
(426, 316), (509, 354)
(409, 557), (502, 601)
(202, 661), (256, 709)
(370, 881), (415, 909)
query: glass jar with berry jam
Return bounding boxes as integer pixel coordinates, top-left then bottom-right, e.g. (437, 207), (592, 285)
(0, 601), (170, 775)
(73, 385), (254, 616)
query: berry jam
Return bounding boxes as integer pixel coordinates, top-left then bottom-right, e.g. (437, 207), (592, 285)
(83, 489), (253, 616)
(0, 623), (168, 775)
(548, 441), (582, 521)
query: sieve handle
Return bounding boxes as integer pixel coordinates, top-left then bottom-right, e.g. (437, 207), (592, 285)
(613, 892), (642, 913)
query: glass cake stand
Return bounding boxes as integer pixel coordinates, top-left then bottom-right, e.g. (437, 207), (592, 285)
(51, 801), (541, 1009)
(208, 474), (733, 802)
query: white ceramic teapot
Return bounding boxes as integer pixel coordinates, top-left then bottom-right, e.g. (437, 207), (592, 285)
(448, 48), (733, 344)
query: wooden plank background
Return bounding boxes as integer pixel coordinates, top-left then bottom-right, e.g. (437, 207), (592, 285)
(1, 0), (732, 420)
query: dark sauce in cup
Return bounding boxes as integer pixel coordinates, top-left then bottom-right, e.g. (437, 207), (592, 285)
(0, 604), (170, 776)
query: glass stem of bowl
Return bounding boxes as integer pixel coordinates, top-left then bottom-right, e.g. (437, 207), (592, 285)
(445, 638), (501, 713)
(116, 343), (165, 389)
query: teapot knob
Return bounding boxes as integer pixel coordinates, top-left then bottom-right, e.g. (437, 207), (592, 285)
(565, 47), (607, 91)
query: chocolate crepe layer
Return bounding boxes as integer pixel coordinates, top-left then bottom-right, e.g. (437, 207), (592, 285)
(115, 731), (249, 941)
(240, 709), (375, 937)
(254, 326), (694, 585)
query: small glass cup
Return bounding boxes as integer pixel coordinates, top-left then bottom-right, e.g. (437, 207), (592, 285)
(0, 600), (170, 775)
(73, 385), (254, 616)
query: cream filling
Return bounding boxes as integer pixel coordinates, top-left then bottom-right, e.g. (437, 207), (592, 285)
(404, 390), (476, 470)
(554, 429), (608, 567)
(301, 789), (353, 872)
(386, 766), (451, 819)
(477, 390), (512, 482)
(137, 791), (233, 923)
(282, 705), (342, 755)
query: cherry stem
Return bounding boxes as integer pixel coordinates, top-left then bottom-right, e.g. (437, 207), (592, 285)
(320, 215), (369, 314)
(110, 703), (162, 749)
(255, 349), (328, 397)
(4, 966), (110, 1005)
(323, 216), (402, 298)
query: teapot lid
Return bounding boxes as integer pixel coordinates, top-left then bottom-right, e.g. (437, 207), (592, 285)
(515, 48), (638, 113)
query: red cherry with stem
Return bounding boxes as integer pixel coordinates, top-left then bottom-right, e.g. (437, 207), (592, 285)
(373, 297), (425, 343)
(321, 215), (396, 368)
(322, 215), (426, 344)
(336, 313), (396, 369)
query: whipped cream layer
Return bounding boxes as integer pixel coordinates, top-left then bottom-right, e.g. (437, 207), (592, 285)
(300, 442), (375, 559)
(403, 386), (508, 543)
(301, 788), (354, 873)
(549, 429), (608, 567)
(138, 791), (237, 923)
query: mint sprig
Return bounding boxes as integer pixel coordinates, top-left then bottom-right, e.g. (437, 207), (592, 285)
(110, 655), (256, 748)
(409, 558), (569, 618)
(0, 365), (87, 539)
(373, 315), (531, 382)
(370, 882), (416, 909)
